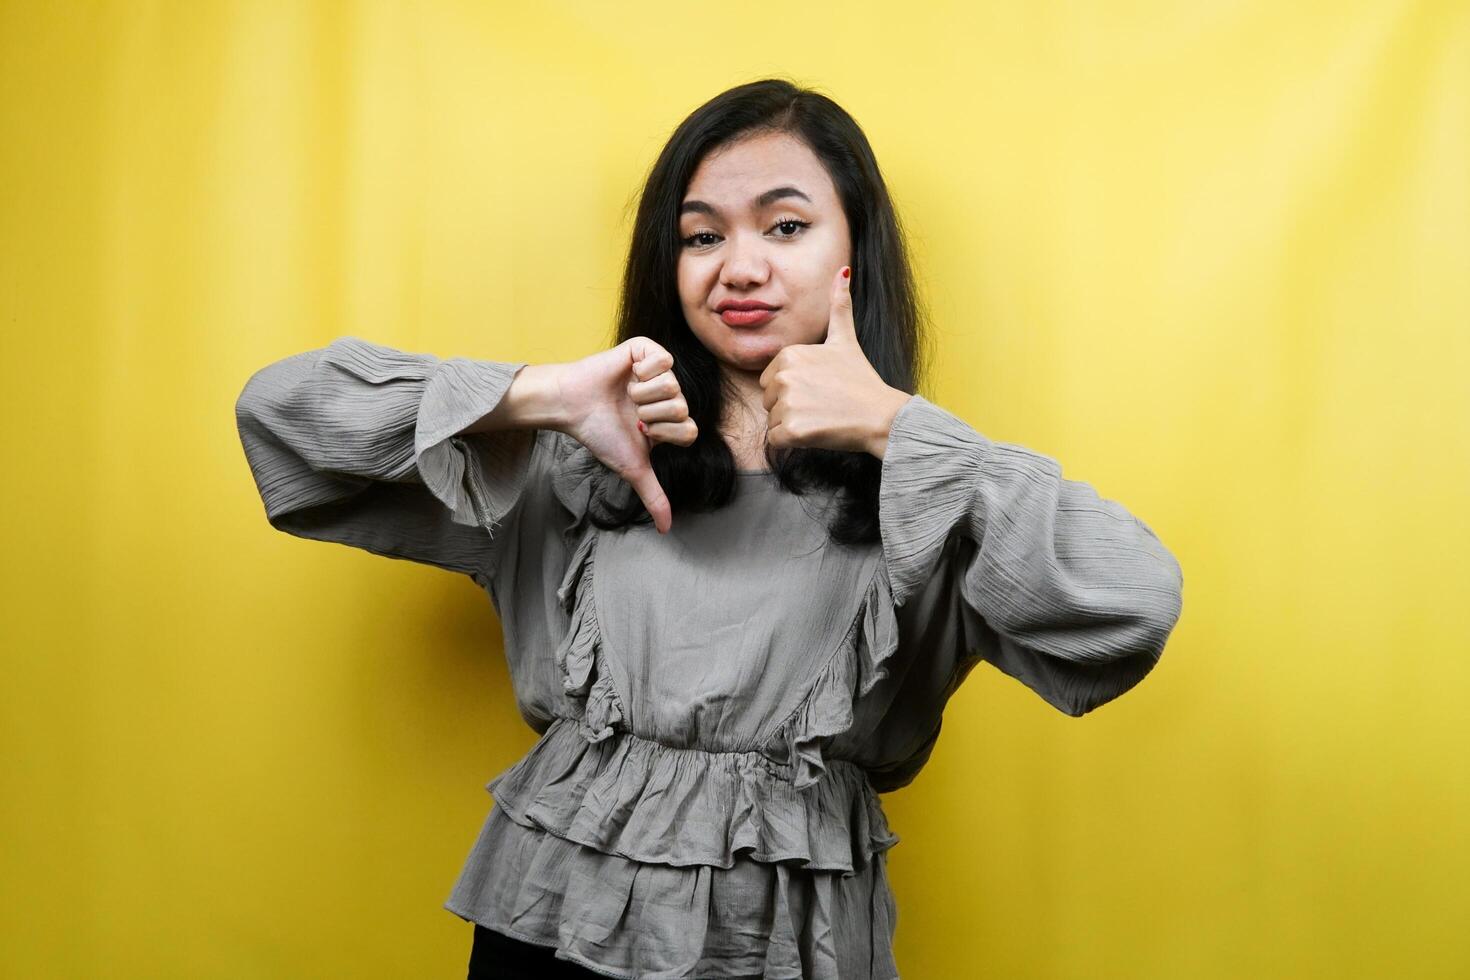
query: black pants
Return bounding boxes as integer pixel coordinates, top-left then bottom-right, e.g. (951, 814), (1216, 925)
(467, 923), (612, 979)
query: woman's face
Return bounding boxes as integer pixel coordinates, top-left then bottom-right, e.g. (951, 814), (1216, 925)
(677, 131), (852, 374)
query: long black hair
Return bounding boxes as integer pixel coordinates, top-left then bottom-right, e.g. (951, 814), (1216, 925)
(588, 77), (930, 545)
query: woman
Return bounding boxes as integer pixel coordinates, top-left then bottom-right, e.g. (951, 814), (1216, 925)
(235, 78), (1184, 980)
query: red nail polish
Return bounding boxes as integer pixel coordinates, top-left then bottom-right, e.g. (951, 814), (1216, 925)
(637, 420), (647, 433)
(842, 266), (850, 279)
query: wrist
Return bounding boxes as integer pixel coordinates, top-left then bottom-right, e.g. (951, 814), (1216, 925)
(864, 388), (913, 460)
(506, 362), (574, 431)
(457, 361), (571, 434)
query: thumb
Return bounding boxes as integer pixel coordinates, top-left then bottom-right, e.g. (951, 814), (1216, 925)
(626, 464), (672, 534)
(822, 265), (857, 347)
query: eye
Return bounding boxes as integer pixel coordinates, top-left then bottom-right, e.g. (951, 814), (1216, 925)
(771, 218), (811, 239)
(681, 230), (720, 248)
(679, 218), (813, 249)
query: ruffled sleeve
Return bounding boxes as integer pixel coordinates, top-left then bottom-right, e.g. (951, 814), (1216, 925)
(233, 335), (539, 583)
(878, 393), (1184, 718)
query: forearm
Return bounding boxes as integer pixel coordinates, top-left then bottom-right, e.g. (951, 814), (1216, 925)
(877, 393), (1184, 659)
(456, 362), (570, 435)
(235, 336), (545, 573)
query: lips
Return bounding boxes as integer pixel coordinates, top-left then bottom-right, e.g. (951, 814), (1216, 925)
(716, 301), (780, 327)
(720, 307), (778, 326)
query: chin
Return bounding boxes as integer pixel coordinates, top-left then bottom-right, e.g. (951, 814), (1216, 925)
(719, 333), (788, 366)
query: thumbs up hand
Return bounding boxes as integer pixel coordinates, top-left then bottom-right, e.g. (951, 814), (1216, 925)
(758, 266), (913, 459)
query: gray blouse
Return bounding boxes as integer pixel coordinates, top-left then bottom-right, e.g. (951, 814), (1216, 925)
(235, 336), (1184, 980)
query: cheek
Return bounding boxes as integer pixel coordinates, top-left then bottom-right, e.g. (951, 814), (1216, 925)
(791, 287), (831, 343)
(675, 262), (693, 304)
(677, 258), (712, 308)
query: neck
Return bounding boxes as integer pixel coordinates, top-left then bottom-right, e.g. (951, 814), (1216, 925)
(719, 364), (769, 468)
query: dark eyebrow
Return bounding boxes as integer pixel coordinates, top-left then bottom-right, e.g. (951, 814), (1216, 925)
(680, 186), (812, 217)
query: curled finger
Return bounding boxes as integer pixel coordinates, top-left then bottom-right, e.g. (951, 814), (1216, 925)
(643, 418), (698, 446)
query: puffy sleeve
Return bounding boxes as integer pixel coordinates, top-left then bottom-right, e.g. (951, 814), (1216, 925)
(233, 335), (541, 584)
(878, 394), (1184, 718)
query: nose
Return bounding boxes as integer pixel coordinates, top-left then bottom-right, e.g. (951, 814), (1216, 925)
(719, 231), (771, 290)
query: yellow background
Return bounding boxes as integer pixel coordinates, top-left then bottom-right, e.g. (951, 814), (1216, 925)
(4, 1), (1467, 976)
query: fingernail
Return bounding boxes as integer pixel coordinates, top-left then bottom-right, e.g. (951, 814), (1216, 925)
(841, 266), (850, 279)
(637, 420), (647, 433)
